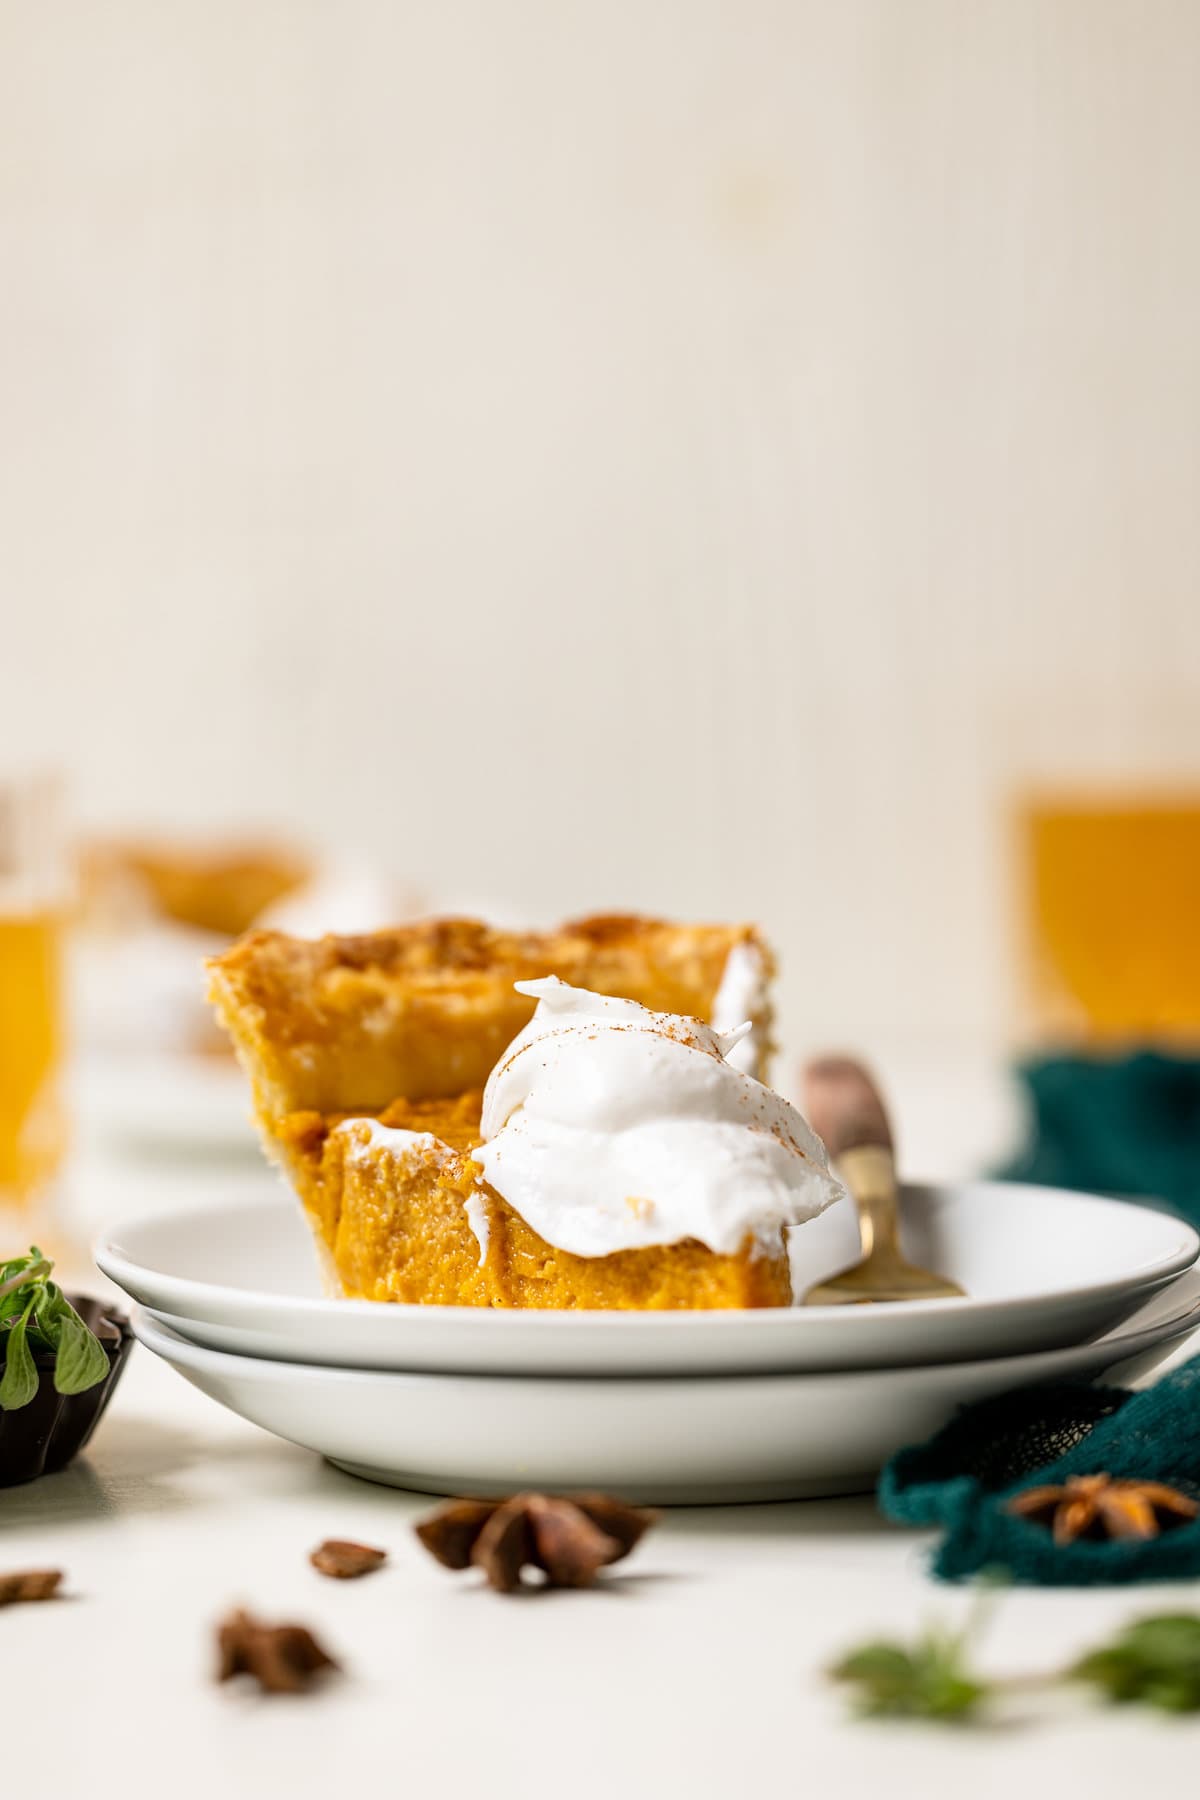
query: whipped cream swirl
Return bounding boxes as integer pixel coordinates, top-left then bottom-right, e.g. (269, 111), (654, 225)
(475, 978), (843, 1259)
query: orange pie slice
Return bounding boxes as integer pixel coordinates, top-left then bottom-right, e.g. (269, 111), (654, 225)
(209, 915), (790, 1310)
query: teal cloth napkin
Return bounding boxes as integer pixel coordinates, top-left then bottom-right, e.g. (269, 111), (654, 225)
(879, 1357), (1200, 1585)
(1001, 1051), (1200, 1227)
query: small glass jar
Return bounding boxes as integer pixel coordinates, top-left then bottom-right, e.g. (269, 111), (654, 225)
(0, 771), (69, 1227)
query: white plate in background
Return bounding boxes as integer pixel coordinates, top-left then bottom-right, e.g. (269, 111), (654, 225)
(98, 1181), (1200, 1376)
(75, 1054), (258, 1157)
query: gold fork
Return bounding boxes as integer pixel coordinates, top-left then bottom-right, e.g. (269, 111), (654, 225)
(800, 1056), (966, 1306)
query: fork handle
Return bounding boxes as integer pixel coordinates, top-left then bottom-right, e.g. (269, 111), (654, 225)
(838, 1145), (902, 1259)
(802, 1058), (900, 1258)
(801, 1056), (894, 1157)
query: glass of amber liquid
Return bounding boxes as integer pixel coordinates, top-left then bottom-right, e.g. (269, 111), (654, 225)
(0, 772), (67, 1226)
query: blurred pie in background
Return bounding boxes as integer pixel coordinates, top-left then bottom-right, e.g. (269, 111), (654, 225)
(81, 841), (314, 940)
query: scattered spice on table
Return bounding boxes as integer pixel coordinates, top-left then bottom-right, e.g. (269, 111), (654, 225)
(310, 1538), (388, 1580)
(0, 1568), (63, 1607)
(216, 1608), (339, 1695)
(415, 1491), (660, 1593)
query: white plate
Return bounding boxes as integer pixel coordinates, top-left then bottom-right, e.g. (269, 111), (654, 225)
(97, 1182), (1200, 1377)
(130, 1274), (1200, 1503)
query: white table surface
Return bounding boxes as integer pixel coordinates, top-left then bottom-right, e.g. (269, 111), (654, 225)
(7, 1056), (1200, 1797)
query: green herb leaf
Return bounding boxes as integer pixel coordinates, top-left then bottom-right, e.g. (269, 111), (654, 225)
(37, 1279), (68, 1316)
(29, 1282), (69, 1351)
(0, 1250), (110, 1406)
(52, 1308), (110, 1396)
(0, 1305), (40, 1411)
(0, 1248), (52, 1309)
(830, 1629), (988, 1721)
(28, 1311), (62, 1354)
(1074, 1614), (1200, 1713)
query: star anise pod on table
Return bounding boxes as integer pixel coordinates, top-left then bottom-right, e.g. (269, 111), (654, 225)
(1007, 1474), (1199, 1545)
(415, 1491), (660, 1593)
(216, 1608), (340, 1694)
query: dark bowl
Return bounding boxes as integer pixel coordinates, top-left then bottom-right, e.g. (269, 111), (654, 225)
(0, 1294), (134, 1487)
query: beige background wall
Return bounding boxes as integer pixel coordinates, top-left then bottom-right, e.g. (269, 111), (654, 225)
(3, 0), (1198, 1054)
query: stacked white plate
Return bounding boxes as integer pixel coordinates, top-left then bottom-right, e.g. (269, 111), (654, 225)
(97, 1180), (1200, 1503)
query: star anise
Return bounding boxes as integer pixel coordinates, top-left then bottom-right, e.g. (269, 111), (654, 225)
(310, 1538), (388, 1580)
(1007, 1474), (1199, 1545)
(415, 1491), (660, 1593)
(215, 1608), (340, 1694)
(0, 1568), (62, 1606)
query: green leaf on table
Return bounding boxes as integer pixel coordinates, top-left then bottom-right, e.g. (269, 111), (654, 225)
(1074, 1614), (1200, 1713)
(52, 1308), (110, 1395)
(830, 1629), (988, 1721)
(0, 1307), (40, 1411)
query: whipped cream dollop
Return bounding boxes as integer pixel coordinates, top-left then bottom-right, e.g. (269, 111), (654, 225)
(475, 978), (844, 1260)
(710, 941), (768, 1075)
